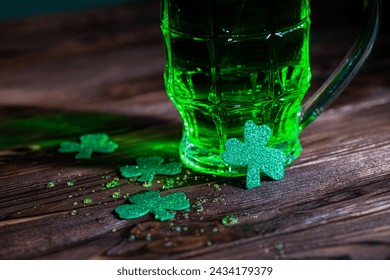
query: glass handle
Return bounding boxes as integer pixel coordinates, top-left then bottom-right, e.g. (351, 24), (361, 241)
(299, 0), (381, 130)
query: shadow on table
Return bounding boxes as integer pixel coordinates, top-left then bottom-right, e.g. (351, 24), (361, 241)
(0, 105), (182, 165)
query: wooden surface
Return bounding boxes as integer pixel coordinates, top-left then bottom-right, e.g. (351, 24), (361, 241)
(0, 1), (389, 260)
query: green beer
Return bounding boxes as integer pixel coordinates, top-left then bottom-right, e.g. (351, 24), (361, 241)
(161, 0), (311, 176)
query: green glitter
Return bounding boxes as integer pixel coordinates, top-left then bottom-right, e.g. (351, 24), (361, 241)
(115, 191), (190, 221)
(192, 196), (207, 212)
(46, 181), (56, 188)
(222, 215), (239, 226)
(142, 182), (153, 188)
(275, 241), (284, 250)
(70, 210), (77, 216)
(66, 179), (76, 187)
(162, 178), (175, 190)
(112, 192), (121, 199)
(213, 184), (221, 191)
(128, 234), (136, 241)
(212, 196), (225, 203)
(222, 121), (286, 189)
(119, 156), (182, 183)
(105, 178), (120, 189)
(83, 197), (93, 204)
(58, 133), (119, 159)
(196, 197), (207, 204)
(146, 233), (152, 241)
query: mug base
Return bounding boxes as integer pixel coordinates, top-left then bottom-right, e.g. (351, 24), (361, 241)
(179, 137), (302, 177)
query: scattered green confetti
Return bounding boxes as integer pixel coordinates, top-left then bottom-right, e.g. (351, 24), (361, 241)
(222, 120), (286, 189)
(58, 133), (119, 159)
(115, 191), (190, 221)
(275, 241), (284, 250)
(222, 215), (239, 226)
(105, 178), (120, 189)
(212, 196), (225, 203)
(162, 178), (175, 190)
(119, 157), (182, 183)
(213, 183), (221, 191)
(177, 181), (185, 186)
(142, 182), (153, 188)
(83, 197), (93, 204)
(112, 192), (121, 199)
(66, 179), (76, 187)
(46, 181), (56, 188)
(70, 210), (77, 216)
(192, 196), (206, 212)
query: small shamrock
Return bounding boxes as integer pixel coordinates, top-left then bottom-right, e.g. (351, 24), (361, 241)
(58, 133), (118, 159)
(115, 191), (190, 221)
(120, 156), (182, 183)
(222, 120), (286, 189)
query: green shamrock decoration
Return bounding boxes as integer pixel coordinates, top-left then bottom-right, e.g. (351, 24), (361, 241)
(58, 133), (119, 159)
(222, 120), (286, 189)
(120, 157), (182, 183)
(115, 191), (190, 221)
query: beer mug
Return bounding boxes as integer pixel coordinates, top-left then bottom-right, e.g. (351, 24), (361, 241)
(160, 0), (381, 176)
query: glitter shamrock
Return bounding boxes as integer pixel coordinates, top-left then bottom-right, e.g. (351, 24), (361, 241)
(115, 191), (190, 221)
(222, 120), (286, 189)
(119, 157), (182, 183)
(58, 133), (118, 159)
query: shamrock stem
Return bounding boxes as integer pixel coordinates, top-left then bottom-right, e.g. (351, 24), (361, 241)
(76, 149), (93, 159)
(139, 171), (156, 182)
(246, 165), (261, 189)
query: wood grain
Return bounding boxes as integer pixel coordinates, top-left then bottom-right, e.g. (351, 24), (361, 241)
(0, 0), (389, 259)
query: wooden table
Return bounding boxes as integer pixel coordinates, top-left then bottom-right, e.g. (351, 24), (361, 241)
(0, 1), (389, 259)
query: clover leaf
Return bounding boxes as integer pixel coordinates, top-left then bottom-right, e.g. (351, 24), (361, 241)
(222, 120), (286, 189)
(115, 191), (190, 221)
(58, 133), (118, 159)
(120, 156), (182, 183)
